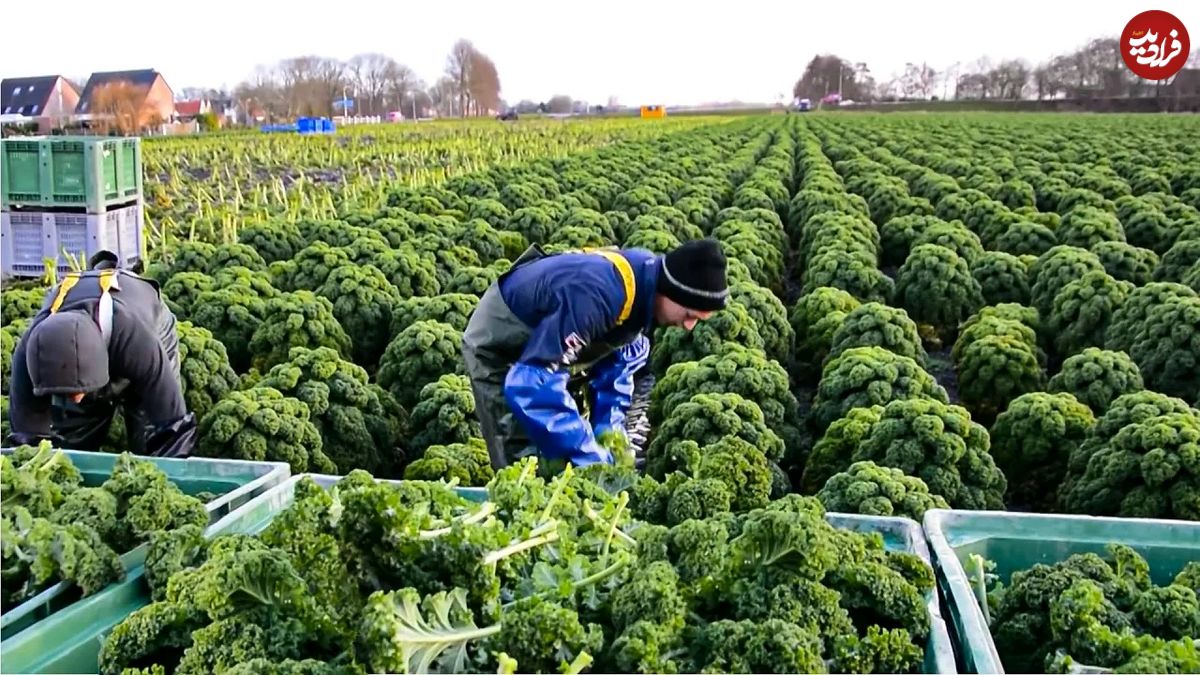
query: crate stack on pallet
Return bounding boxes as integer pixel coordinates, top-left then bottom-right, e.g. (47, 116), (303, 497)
(0, 135), (145, 280)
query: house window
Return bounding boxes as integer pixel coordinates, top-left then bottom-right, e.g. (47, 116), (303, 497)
(12, 86), (21, 96)
(31, 104), (39, 115)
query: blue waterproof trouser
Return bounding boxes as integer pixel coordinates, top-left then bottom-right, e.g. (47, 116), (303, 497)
(462, 280), (615, 470)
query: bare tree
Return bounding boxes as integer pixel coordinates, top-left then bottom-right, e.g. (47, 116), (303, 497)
(875, 77), (901, 101)
(278, 56), (310, 116)
(899, 62), (938, 99)
(235, 65), (287, 122)
(429, 76), (460, 117)
(990, 59), (1031, 99)
(856, 66), (878, 102)
(273, 56), (346, 116)
(467, 50), (501, 115)
(953, 57), (995, 100)
(1026, 37), (1128, 97)
(347, 53), (396, 115)
(1032, 64), (1052, 99)
(1042, 55), (1076, 99)
(445, 39), (477, 118)
(547, 95), (573, 113)
(1077, 38), (1130, 96)
(279, 56), (318, 116)
(312, 57), (347, 116)
(792, 55), (873, 101)
(403, 88), (433, 118)
(91, 81), (148, 135)
(383, 62), (420, 114)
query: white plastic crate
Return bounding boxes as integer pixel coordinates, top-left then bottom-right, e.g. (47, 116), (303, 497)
(1, 203), (143, 279)
(116, 206), (142, 267)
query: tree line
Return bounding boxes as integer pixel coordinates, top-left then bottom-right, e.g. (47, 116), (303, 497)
(227, 39), (503, 121)
(793, 36), (1199, 103)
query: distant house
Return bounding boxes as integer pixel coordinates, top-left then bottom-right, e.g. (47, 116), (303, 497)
(0, 75), (81, 132)
(176, 98), (239, 126)
(174, 99), (205, 119)
(215, 99), (239, 124)
(75, 69), (175, 132)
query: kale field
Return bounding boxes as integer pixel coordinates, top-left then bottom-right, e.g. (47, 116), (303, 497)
(2, 112), (1199, 674)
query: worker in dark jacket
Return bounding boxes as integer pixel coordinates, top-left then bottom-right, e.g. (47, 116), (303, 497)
(6, 252), (197, 457)
(462, 239), (729, 470)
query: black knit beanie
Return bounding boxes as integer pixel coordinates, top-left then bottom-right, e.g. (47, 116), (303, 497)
(657, 239), (729, 312)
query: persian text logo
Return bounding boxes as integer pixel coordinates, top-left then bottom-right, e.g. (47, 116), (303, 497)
(1121, 10), (1190, 80)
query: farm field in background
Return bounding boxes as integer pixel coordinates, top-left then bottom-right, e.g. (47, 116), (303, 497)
(2, 110), (1199, 674)
(5, 109), (1197, 507)
(139, 116), (718, 249)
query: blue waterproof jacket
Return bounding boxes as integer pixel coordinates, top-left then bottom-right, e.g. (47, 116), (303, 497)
(498, 248), (660, 465)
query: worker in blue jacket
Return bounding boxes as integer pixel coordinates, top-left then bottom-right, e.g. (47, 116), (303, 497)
(461, 239), (729, 470)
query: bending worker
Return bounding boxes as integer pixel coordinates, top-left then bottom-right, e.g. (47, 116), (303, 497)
(7, 252), (198, 457)
(462, 239), (729, 469)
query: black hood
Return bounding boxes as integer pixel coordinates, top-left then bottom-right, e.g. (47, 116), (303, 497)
(25, 311), (110, 396)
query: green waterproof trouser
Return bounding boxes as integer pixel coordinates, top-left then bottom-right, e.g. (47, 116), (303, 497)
(461, 282), (536, 470)
(462, 281), (604, 470)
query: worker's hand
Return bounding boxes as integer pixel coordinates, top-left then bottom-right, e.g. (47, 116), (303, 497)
(594, 425), (635, 467)
(573, 437), (614, 467)
(594, 423), (626, 444)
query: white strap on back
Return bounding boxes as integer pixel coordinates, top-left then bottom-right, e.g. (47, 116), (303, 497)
(96, 272), (119, 347)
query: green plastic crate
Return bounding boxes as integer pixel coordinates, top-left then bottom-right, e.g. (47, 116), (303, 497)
(923, 509), (1200, 674)
(1, 474), (958, 674)
(0, 449), (289, 641)
(0, 473), (433, 674)
(1, 136), (143, 213)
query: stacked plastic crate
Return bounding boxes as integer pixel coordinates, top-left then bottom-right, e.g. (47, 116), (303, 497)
(0, 136), (145, 279)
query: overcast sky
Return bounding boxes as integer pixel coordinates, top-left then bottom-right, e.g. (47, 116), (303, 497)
(2, 0), (1195, 106)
